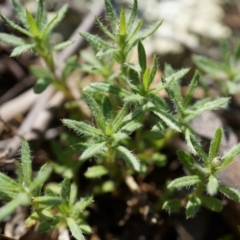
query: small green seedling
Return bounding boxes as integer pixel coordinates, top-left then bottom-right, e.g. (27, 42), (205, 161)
(163, 128), (240, 218)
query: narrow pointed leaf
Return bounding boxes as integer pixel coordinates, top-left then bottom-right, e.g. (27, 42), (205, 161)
(0, 193), (29, 221)
(10, 43), (35, 57)
(12, 0), (29, 28)
(71, 196), (93, 216)
(122, 103), (151, 125)
(80, 32), (111, 51)
(218, 143), (240, 169)
(38, 221), (58, 232)
(33, 78), (52, 94)
(186, 197), (201, 219)
(30, 66), (53, 80)
(95, 18), (116, 41)
(192, 55), (228, 77)
(142, 68), (150, 92)
(139, 20), (162, 40)
(21, 140), (32, 187)
(207, 175), (218, 196)
(208, 128), (222, 162)
(82, 92), (105, 131)
(67, 218), (84, 240)
(183, 71), (199, 107)
(0, 15), (32, 37)
(127, 19), (143, 42)
(183, 127), (208, 163)
(104, 0), (117, 33)
(36, 0), (47, 30)
(116, 146), (140, 171)
(29, 164), (52, 196)
(162, 199), (181, 214)
(26, 10), (39, 36)
(119, 9), (126, 36)
(127, 0), (138, 30)
(102, 97), (114, 122)
(41, 4), (68, 40)
(33, 196), (62, 206)
(84, 82), (130, 97)
(53, 40), (75, 51)
(62, 119), (103, 137)
(177, 150), (204, 176)
(60, 178), (71, 202)
(149, 55), (158, 86)
(80, 142), (106, 161)
(0, 33), (26, 46)
(168, 175), (201, 189)
(190, 97), (229, 114)
(219, 185), (240, 202)
(153, 110), (181, 132)
(84, 165), (108, 178)
(121, 121), (142, 133)
(112, 102), (129, 132)
(128, 67), (140, 86)
(138, 41), (146, 74)
(199, 196), (222, 212)
(0, 172), (19, 188)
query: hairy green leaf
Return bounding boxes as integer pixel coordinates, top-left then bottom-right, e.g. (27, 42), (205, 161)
(219, 185), (240, 202)
(207, 175), (218, 196)
(84, 82), (130, 97)
(0, 14), (32, 37)
(168, 175), (201, 189)
(21, 140), (32, 187)
(183, 71), (199, 107)
(67, 218), (84, 240)
(71, 196), (93, 217)
(199, 196), (222, 212)
(138, 41), (146, 74)
(80, 32), (111, 51)
(26, 9), (39, 36)
(53, 40), (75, 51)
(0, 193), (29, 221)
(95, 17), (116, 41)
(0, 33), (26, 46)
(218, 143), (240, 169)
(40, 4), (68, 40)
(153, 110), (181, 132)
(29, 164), (52, 196)
(84, 166), (109, 178)
(82, 92), (105, 131)
(60, 178), (71, 202)
(12, 0), (29, 28)
(193, 55), (228, 77)
(33, 78), (52, 94)
(186, 197), (201, 219)
(36, 0), (47, 30)
(33, 196), (62, 206)
(104, 0), (117, 33)
(119, 9), (126, 36)
(162, 199), (181, 214)
(127, 0), (138, 30)
(62, 119), (103, 137)
(10, 43), (35, 57)
(116, 146), (140, 171)
(208, 128), (222, 163)
(177, 150), (205, 176)
(80, 142), (106, 161)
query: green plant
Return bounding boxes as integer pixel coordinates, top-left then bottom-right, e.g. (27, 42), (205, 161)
(163, 128), (240, 218)
(0, 0), (78, 96)
(193, 40), (240, 95)
(1, 0), (240, 238)
(0, 140), (91, 240)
